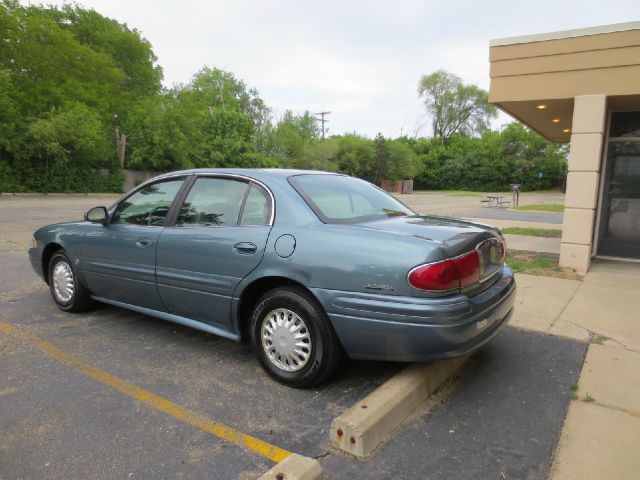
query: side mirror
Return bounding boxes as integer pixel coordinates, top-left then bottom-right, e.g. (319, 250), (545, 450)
(85, 206), (109, 225)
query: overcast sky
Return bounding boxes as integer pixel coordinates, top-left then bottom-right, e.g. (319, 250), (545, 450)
(43, 0), (640, 137)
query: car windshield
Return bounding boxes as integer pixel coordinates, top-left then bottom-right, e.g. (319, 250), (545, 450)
(289, 174), (414, 224)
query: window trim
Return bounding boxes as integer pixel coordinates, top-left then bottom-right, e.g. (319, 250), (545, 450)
(238, 182), (273, 226)
(109, 174), (190, 227)
(167, 173), (276, 228)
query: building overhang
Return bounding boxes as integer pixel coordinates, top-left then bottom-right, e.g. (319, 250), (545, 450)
(489, 21), (640, 143)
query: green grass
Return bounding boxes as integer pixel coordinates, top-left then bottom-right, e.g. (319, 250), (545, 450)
(583, 393), (595, 403)
(507, 251), (561, 273)
(501, 227), (562, 238)
(513, 203), (565, 213)
(506, 250), (582, 280)
(425, 190), (509, 197)
(570, 383), (579, 400)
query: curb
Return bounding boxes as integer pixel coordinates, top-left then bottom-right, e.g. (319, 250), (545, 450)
(330, 355), (469, 458)
(257, 453), (323, 480)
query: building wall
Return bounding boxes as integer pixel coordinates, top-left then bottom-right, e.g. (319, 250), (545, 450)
(559, 95), (607, 273)
(490, 28), (640, 101)
(489, 25), (640, 142)
(489, 23), (640, 272)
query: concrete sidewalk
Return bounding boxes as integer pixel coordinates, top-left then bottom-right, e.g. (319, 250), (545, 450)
(511, 259), (640, 479)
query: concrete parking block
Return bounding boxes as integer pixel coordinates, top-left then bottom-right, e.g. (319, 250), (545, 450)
(578, 343), (640, 415)
(550, 401), (640, 480)
(257, 454), (322, 480)
(330, 355), (468, 458)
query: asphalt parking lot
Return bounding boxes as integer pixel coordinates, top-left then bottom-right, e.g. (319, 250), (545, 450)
(1, 194), (585, 479)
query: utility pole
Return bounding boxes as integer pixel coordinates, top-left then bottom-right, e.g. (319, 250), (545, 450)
(113, 114), (126, 168)
(115, 127), (127, 168)
(315, 111), (331, 139)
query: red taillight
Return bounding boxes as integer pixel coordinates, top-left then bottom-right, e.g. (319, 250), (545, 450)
(408, 250), (481, 292)
(453, 251), (481, 286)
(408, 260), (459, 291)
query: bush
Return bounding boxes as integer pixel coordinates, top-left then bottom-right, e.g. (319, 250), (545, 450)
(0, 159), (124, 193)
(412, 124), (567, 191)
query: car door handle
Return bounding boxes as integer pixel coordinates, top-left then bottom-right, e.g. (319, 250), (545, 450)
(136, 236), (153, 248)
(233, 242), (257, 255)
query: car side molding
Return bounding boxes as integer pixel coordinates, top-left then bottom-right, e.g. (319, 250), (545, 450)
(92, 296), (242, 342)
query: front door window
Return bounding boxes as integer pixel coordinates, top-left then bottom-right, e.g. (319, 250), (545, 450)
(112, 179), (184, 226)
(176, 177), (248, 226)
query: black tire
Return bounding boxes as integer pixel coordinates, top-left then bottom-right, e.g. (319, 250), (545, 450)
(48, 250), (95, 313)
(250, 287), (342, 388)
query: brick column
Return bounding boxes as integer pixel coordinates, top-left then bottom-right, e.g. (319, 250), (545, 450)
(559, 95), (607, 273)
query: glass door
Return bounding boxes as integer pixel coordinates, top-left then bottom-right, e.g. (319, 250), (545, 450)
(598, 112), (640, 259)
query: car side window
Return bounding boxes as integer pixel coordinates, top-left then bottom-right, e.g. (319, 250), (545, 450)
(240, 184), (271, 225)
(177, 177), (249, 226)
(112, 179), (184, 226)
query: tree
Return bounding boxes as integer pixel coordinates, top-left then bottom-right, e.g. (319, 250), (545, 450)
(0, 1), (167, 191)
(0, 1), (124, 117)
(54, 4), (163, 104)
(369, 134), (420, 184)
(300, 140), (339, 171)
(417, 70), (497, 140)
(123, 66), (275, 171)
(334, 134), (375, 178)
(27, 102), (111, 166)
(268, 111), (319, 165)
(386, 140), (421, 181)
(410, 124), (567, 191)
(0, 68), (20, 156)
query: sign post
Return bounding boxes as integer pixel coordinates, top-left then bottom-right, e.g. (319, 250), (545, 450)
(510, 183), (522, 207)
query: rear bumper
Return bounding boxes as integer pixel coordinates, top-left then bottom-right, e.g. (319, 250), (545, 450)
(311, 266), (516, 362)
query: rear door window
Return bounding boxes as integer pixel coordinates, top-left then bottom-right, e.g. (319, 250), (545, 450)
(240, 184), (271, 225)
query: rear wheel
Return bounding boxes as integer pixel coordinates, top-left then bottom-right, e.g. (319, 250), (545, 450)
(48, 250), (94, 312)
(250, 287), (342, 388)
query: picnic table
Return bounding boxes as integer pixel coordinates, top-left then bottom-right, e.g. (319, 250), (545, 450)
(480, 195), (511, 208)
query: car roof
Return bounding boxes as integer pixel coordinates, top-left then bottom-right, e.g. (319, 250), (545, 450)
(153, 168), (341, 184)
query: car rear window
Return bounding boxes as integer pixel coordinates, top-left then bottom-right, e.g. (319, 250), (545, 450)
(289, 174), (414, 224)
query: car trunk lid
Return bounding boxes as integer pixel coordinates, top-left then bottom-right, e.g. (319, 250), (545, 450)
(360, 214), (505, 293)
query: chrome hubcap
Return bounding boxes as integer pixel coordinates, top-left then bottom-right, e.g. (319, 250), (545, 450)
(261, 308), (312, 372)
(52, 261), (74, 303)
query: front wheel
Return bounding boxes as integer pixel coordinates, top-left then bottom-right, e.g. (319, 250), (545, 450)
(250, 287), (342, 388)
(48, 250), (94, 312)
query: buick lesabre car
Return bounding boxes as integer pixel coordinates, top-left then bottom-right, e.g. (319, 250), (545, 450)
(29, 169), (515, 387)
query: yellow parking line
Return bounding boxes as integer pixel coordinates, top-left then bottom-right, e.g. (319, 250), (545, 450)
(0, 321), (291, 463)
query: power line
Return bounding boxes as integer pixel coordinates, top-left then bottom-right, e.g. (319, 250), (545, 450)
(314, 111), (331, 139)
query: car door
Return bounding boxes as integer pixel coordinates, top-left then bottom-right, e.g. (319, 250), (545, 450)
(156, 175), (273, 331)
(81, 177), (187, 310)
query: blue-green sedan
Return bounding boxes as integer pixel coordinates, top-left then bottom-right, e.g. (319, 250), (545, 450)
(29, 169), (515, 387)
